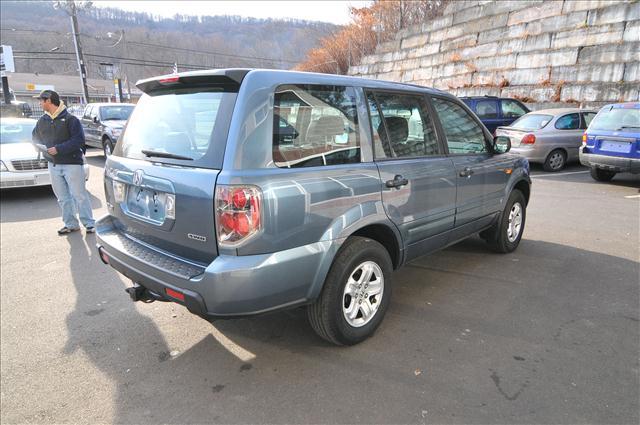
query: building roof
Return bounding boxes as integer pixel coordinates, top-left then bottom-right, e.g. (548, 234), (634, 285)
(5, 72), (142, 98)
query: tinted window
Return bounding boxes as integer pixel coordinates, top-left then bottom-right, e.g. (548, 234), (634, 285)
(120, 91), (235, 165)
(555, 113), (580, 130)
(432, 97), (486, 154)
(99, 105), (134, 121)
(511, 114), (553, 130)
(273, 85), (360, 168)
(368, 91), (440, 159)
(582, 112), (596, 128)
(82, 106), (92, 119)
(0, 120), (36, 144)
(475, 100), (498, 119)
(589, 107), (640, 132)
(501, 99), (528, 118)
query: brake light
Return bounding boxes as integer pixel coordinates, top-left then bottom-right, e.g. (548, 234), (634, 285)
(582, 132), (587, 146)
(159, 76), (180, 84)
(215, 185), (262, 246)
(521, 134), (536, 145)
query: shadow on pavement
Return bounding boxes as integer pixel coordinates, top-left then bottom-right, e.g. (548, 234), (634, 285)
(60, 234), (638, 423)
(0, 185), (102, 222)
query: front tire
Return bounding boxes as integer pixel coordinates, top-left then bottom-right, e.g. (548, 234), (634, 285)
(102, 138), (113, 157)
(589, 167), (616, 182)
(307, 237), (392, 345)
(483, 190), (526, 253)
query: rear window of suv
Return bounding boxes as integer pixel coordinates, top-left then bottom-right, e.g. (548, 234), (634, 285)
(118, 89), (237, 169)
(510, 114), (553, 130)
(589, 106), (640, 132)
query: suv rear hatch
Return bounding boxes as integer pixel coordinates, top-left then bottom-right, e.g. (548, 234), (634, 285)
(585, 104), (640, 158)
(103, 70), (247, 266)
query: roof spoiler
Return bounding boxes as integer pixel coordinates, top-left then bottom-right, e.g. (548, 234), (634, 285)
(136, 69), (251, 94)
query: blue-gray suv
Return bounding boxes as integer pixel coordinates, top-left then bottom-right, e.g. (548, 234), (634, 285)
(96, 69), (531, 345)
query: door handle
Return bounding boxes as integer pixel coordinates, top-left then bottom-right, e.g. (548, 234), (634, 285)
(459, 167), (474, 178)
(385, 175), (408, 188)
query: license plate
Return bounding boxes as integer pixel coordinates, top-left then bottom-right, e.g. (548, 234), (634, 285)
(601, 140), (631, 153)
(126, 186), (167, 223)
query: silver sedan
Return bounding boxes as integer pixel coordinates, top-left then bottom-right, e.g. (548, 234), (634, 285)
(496, 108), (597, 171)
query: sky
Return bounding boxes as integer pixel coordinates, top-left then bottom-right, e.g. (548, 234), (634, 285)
(94, 1), (372, 25)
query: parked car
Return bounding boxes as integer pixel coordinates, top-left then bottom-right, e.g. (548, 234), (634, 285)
(0, 117), (90, 189)
(460, 96), (530, 133)
(96, 69), (531, 345)
(580, 102), (640, 181)
(0, 118), (50, 188)
(80, 103), (134, 156)
(496, 108), (597, 172)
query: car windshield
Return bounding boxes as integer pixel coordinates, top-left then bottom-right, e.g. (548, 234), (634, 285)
(99, 105), (134, 121)
(589, 106), (640, 132)
(0, 120), (36, 144)
(510, 114), (553, 130)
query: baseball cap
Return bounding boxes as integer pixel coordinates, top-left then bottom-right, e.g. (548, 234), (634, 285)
(34, 90), (59, 103)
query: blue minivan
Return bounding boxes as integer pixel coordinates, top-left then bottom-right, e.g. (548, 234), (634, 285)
(95, 69), (531, 345)
(580, 102), (640, 182)
(460, 96), (530, 134)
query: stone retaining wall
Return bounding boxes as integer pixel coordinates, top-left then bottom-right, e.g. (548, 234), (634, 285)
(348, 0), (639, 107)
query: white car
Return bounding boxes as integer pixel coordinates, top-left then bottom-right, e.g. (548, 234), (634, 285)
(0, 117), (89, 189)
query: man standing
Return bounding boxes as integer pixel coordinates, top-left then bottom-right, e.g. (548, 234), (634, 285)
(32, 90), (95, 235)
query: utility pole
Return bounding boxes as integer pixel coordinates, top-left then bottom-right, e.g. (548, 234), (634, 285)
(121, 29), (132, 100)
(56, 1), (90, 104)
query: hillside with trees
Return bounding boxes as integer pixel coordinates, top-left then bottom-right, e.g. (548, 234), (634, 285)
(0, 1), (338, 83)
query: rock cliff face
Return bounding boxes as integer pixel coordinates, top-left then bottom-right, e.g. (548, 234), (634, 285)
(349, 0), (639, 107)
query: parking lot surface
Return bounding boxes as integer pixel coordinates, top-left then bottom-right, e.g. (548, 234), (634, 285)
(1, 154), (638, 424)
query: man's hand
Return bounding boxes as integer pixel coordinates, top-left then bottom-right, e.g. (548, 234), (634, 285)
(47, 147), (58, 155)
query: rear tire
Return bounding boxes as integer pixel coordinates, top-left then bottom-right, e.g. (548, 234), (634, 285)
(483, 189), (526, 253)
(543, 149), (566, 172)
(102, 138), (113, 157)
(307, 237), (392, 345)
(589, 167), (616, 182)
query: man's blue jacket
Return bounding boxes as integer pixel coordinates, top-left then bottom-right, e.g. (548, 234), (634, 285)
(32, 108), (86, 165)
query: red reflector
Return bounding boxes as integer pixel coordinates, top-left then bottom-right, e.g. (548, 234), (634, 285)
(165, 288), (185, 301)
(159, 76), (180, 84)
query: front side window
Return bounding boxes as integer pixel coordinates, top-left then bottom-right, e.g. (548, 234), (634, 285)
(432, 97), (486, 154)
(476, 100), (499, 119)
(555, 113), (580, 130)
(273, 85), (360, 168)
(501, 99), (528, 118)
(368, 91), (440, 159)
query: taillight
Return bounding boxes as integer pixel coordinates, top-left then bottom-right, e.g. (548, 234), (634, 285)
(582, 132), (587, 146)
(521, 134), (536, 145)
(215, 185), (262, 246)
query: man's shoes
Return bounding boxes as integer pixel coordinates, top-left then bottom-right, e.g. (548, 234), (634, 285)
(85, 226), (96, 234)
(57, 226), (80, 235)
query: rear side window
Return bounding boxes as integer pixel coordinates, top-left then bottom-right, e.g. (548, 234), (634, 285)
(555, 113), (580, 130)
(475, 100), (498, 119)
(589, 107), (640, 132)
(119, 90), (237, 168)
(273, 85), (360, 168)
(582, 112), (596, 128)
(501, 99), (528, 118)
(367, 91), (440, 159)
(432, 97), (486, 154)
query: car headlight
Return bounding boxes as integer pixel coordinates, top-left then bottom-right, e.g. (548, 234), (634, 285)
(112, 128), (122, 137)
(0, 161), (7, 172)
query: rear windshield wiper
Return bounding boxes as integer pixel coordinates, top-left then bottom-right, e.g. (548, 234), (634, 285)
(141, 149), (193, 160)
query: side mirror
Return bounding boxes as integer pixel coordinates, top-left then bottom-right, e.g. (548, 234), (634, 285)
(93, 116), (99, 124)
(492, 135), (511, 154)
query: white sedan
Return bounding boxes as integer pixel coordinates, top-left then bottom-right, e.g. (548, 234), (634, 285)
(0, 117), (89, 189)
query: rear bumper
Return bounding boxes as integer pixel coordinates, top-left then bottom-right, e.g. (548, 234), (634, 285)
(0, 170), (50, 189)
(95, 215), (338, 318)
(579, 148), (640, 174)
(509, 146), (547, 163)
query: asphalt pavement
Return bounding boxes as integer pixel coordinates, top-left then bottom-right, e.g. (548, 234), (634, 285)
(1, 153), (638, 424)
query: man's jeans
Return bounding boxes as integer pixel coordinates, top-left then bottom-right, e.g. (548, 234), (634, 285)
(48, 163), (95, 229)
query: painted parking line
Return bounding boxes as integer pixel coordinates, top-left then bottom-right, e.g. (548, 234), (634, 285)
(531, 171), (589, 178)
(624, 194), (640, 199)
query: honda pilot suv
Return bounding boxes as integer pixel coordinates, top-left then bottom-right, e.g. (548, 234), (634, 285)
(96, 69), (531, 345)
